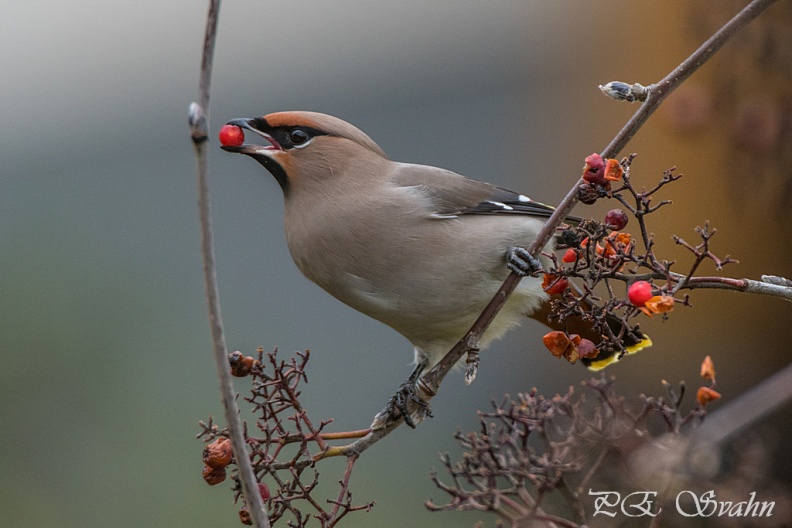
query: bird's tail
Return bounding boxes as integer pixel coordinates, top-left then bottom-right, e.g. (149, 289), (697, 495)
(581, 314), (652, 370)
(529, 303), (652, 370)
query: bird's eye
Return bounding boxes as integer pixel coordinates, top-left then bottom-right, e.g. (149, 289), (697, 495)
(289, 128), (310, 146)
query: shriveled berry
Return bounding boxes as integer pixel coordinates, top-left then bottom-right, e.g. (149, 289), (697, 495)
(202, 464), (227, 485)
(577, 183), (599, 205)
(542, 331), (572, 358)
(239, 507), (253, 525)
(603, 158), (624, 181)
(700, 355), (716, 382)
(696, 386), (721, 407)
(628, 281), (653, 307)
(604, 209), (629, 230)
(229, 351), (256, 377)
(577, 339), (599, 360)
(643, 295), (675, 315)
(219, 124), (245, 147)
(203, 437), (233, 468)
(582, 153), (606, 185)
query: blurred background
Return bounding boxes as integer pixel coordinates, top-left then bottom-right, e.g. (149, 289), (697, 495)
(2, 1), (791, 526)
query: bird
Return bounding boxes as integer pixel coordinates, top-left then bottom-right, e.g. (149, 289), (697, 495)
(220, 111), (650, 423)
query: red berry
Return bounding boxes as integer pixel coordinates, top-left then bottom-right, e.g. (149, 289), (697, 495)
(562, 248), (578, 263)
(628, 281), (653, 307)
(258, 482), (270, 501)
(584, 153), (604, 171)
(582, 153), (605, 185)
(543, 274), (569, 295)
(219, 124), (245, 147)
(604, 209), (629, 230)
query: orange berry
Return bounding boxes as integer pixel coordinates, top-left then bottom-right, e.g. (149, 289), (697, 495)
(202, 464), (227, 485)
(203, 437), (233, 469)
(542, 331), (572, 358)
(696, 387), (721, 407)
(603, 158), (624, 181)
(542, 274), (569, 295)
(700, 355), (716, 382)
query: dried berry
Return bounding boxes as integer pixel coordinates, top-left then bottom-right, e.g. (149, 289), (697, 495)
(542, 274), (569, 295)
(559, 228), (582, 248)
(542, 331), (582, 364)
(642, 295), (674, 316)
(604, 232), (632, 257)
(229, 351), (256, 377)
(696, 386), (721, 407)
(577, 338), (599, 360)
(202, 464), (227, 485)
(239, 506), (253, 525)
(577, 183), (599, 205)
(603, 158), (624, 181)
(628, 281), (653, 307)
(203, 437), (233, 468)
(542, 331), (572, 358)
(700, 355), (716, 382)
(219, 124), (245, 147)
(562, 248), (578, 263)
(604, 209), (629, 230)
(582, 153), (605, 185)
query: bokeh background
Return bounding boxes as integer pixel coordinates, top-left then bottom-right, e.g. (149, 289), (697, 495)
(2, 1), (791, 526)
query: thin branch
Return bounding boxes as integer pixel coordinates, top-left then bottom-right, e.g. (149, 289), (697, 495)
(188, 1), (270, 526)
(341, 0), (779, 452)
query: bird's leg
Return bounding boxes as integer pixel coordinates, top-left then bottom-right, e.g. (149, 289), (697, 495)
(385, 362), (433, 429)
(506, 246), (544, 276)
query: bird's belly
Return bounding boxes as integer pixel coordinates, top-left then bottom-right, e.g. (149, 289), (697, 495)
(334, 269), (546, 351)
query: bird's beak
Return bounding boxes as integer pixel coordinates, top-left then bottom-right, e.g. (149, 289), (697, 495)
(220, 118), (283, 156)
(221, 118), (291, 191)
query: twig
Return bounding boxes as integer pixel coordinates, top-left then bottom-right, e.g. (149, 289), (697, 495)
(340, 0), (779, 453)
(188, 1), (270, 526)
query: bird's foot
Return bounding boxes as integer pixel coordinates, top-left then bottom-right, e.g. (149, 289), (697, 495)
(506, 246), (543, 276)
(371, 378), (433, 430)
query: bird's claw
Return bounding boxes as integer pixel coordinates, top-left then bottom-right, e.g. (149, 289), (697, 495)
(506, 246), (543, 276)
(387, 379), (432, 429)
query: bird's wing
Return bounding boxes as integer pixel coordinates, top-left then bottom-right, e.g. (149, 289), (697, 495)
(390, 163), (568, 220)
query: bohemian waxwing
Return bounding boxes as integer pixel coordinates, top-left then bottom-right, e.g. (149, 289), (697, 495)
(221, 111), (650, 379)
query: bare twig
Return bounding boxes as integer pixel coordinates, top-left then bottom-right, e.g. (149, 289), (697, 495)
(340, 0), (779, 452)
(188, 1), (270, 526)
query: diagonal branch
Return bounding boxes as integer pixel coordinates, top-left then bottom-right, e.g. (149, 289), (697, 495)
(188, 1), (270, 526)
(336, 0), (779, 455)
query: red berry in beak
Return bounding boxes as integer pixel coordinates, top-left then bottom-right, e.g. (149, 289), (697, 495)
(219, 124), (245, 146)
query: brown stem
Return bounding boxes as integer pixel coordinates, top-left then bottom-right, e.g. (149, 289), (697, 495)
(327, 455), (360, 525)
(189, 1), (270, 526)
